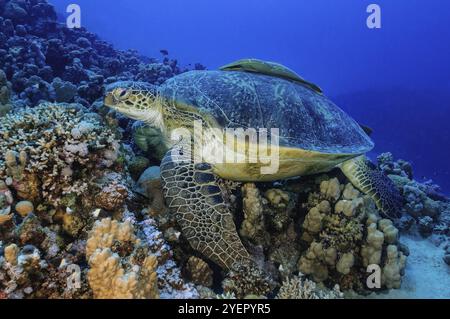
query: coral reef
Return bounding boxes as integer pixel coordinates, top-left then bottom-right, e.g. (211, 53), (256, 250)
(0, 70), (12, 116)
(183, 256), (213, 288)
(240, 183), (269, 246)
(0, 103), (122, 210)
(222, 262), (274, 299)
(297, 177), (407, 291)
(0, 0), (201, 108)
(1, 0), (448, 300)
(86, 218), (159, 299)
(377, 153), (449, 247)
(276, 275), (343, 299)
(0, 102), (196, 299)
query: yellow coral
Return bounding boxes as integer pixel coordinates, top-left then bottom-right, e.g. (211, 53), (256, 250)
(298, 242), (330, 282)
(342, 183), (360, 200)
(336, 252), (355, 275)
(240, 183), (267, 244)
(361, 223), (384, 266)
(378, 219), (399, 244)
(86, 218), (136, 257)
(86, 218), (159, 299)
(320, 178), (341, 202)
(87, 248), (159, 299)
(334, 198), (363, 217)
(265, 189), (290, 208)
(15, 201), (34, 218)
(299, 176), (407, 291)
(381, 245), (407, 289)
(0, 206), (12, 225)
(4, 244), (19, 265)
(302, 201), (330, 234)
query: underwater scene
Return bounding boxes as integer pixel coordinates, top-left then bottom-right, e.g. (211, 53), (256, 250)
(0, 0), (449, 301)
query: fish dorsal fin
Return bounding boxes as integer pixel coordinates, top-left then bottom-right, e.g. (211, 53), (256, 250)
(220, 58), (323, 94)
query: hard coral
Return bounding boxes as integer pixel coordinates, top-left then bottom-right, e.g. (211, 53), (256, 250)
(0, 103), (122, 208)
(298, 177), (407, 291)
(86, 216), (198, 299)
(276, 275), (343, 299)
(0, 70), (12, 116)
(184, 256), (213, 288)
(222, 262), (274, 299)
(240, 183), (268, 245)
(86, 218), (159, 299)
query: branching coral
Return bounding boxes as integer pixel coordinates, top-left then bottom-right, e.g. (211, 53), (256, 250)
(94, 179), (129, 211)
(222, 262), (274, 299)
(0, 103), (122, 211)
(0, 244), (47, 299)
(276, 275), (343, 299)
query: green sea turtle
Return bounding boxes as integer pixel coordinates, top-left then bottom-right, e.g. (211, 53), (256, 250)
(104, 59), (403, 270)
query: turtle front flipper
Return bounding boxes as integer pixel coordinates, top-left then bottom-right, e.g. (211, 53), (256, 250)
(339, 155), (403, 219)
(160, 143), (251, 270)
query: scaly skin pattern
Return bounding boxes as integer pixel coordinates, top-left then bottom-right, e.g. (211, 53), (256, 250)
(340, 155), (403, 218)
(160, 141), (251, 270)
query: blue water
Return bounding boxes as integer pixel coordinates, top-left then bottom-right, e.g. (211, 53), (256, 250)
(50, 0), (450, 193)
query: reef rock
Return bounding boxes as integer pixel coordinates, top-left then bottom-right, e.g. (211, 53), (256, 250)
(0, 70), (12, 116)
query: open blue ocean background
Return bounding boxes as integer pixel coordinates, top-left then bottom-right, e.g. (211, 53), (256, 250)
(50, 0), (450, 193)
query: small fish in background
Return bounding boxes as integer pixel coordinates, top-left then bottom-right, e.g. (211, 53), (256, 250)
(194, 63), (207, 70)
(160, 49), (169, 56)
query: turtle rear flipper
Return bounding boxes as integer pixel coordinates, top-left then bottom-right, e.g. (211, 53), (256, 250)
(160, 143), (251, 270)
(339, 155), (403, 219)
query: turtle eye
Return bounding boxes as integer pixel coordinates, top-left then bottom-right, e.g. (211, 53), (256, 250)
(114, 88), (130, 101)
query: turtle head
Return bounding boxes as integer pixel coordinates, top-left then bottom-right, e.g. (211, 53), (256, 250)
(105, 84), (164, 127)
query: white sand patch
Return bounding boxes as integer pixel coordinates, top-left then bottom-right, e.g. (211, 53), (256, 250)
(365, 235), (450, 299)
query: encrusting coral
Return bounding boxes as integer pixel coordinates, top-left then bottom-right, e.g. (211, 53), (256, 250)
(86, 218), (160, 299)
